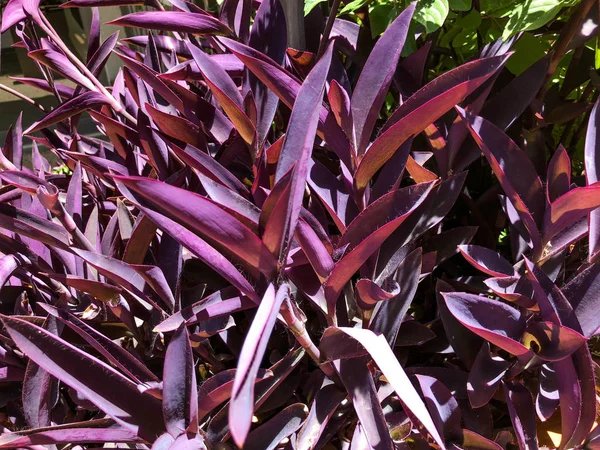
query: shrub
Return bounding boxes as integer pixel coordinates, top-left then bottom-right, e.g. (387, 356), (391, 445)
(0, 0), (599, 448)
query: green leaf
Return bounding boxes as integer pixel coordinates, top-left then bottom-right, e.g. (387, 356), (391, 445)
(414, 0), (449, 33)
(501, 0), (569, 40)
(453, 29), (478, 56)
(339, 0), (369, 15)
(370, 4), (397, 38)
(304, 0), (325, 15)
(595, 36), (600, 70)
(506, 32), (548, 75)
(455, 9), (481, 29)
(480, 0), (518, 17)
(449, 0), (471, 10)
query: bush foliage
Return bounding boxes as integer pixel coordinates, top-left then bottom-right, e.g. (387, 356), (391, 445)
(0, 0), (599, 449)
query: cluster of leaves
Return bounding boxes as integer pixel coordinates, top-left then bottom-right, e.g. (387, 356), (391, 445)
(0, 0), (600, 448)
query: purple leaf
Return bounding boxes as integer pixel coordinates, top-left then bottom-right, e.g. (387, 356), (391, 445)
(415, 374), (462, 442)
(336, 357), (394, 450)
(155, 288), (255, 333)
(0, 420), (141, 448)
(296, 384), (346, 449)
(436, 280), (483, 369)
(351, 3), (414, 156)
(1, 0), (26, 33)
(62, 0), (148, 6)
(307, 159), (357, 232)
(118, 188), (258, 300)
(229, 284), (288, 447)
(197, 369), (272, 421)
(328, 80), (353, 142)
(354, 55), (509, 194)
(370, 248), (422, 347)
(39, 303), (158, 383)
(113, 175), (277, 279)
(163, 324), (198, 436)
(322, 327), (446, 449)
(563, 263), (600, 337)
(146, 105), (207, 151)
(28, 49), (96, 91)
(247, 0), (287, 143)
(295, 218), (334, 283)
(268, 42), (333, 261)
(24, 92), (108, 134)
(586, 97), (600, 262)
(547, 145), (571, 203)
(186, 42), (256, 145)
(219, 37), (353, 170)
(544, 183), (600, 246)
(325, 182), (433, 310)
(441, 292), (531, 361)
(467, 343), (511, 408)
(377, 172), (467, 272)
(458, 245), (517, 277)
(0, 315), (164, 440)
(108, 11), (231, 35)
(459, 107), (544, 251)
(355, 278), (399, 310)
(536, 364), (559, 421)
(481, 55), (549, 131)
(503, 382), (539, 450)
(245, 403), (308, 450)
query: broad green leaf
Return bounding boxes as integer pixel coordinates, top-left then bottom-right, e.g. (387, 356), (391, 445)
(339, 0), (369, 15)
(414, 0), (449, 33)
(449, 0), (471, 10)
(455, 9), (481, 29)
(304, 0), (325, 16)
(506, 32), (548, 75)
(480, 0), (518, 17)
(595, 36), (600, 70)
(501, 0), (571, 40)
(369, 4), (396, 38)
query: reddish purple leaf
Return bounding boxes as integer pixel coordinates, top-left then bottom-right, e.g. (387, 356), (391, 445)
(229, 284), (287, 447)
(109, 11), (231, 35)
(458, 245), (516, 277)
(351, 3), (414, 156)
(322, 327), (446, 449)
(0, 315), (164, 440)
(325, 182), (433, 310)
(163, 324), (198, 436)
(354, 55), (509, 195)
(459, 107), (544, 251)
(370, 248), (422, 347)
(155, 288), (255, 333)
(441, 292), (532, 361)
(467, 343), (511, 408)
(586, 97), (600, 262)
(415, 374), (461, 442)
(245, 403), (308, 450)
(503, 382), (539, 450)
(24, 92), (108, 134)
(355, 278), (399, 310)
(0, 420), (141, 448)
(113, 175), (277, 279)
(547, 145), (571, 203)
(187, 42), (256, 145)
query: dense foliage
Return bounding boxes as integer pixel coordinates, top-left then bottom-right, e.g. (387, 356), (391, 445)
(0, 0), (600, 448)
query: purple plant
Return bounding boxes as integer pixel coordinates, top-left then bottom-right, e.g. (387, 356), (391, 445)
(0, 0), (598, 448)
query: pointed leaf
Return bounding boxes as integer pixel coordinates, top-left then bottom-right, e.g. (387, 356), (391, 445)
(229, 284), (287, 447)
(352, 3), (415, 155)
(0, 315), (164, 440)
(109, 11), (231, 35)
